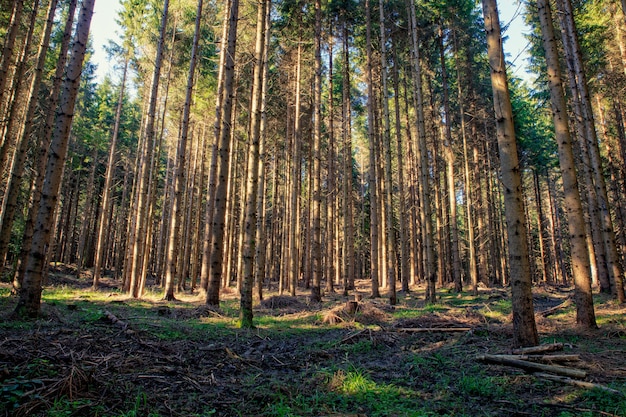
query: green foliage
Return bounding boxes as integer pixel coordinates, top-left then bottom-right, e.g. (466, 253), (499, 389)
(579, 387), (626, 416)
(0, 376), (44, 413)
(339, 339), (375, 354)
(458, 374), (505, 399)
(48, 398), (100, 417)
(509, 77), (557, 173)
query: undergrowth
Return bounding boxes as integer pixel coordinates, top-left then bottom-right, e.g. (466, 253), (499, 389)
(0, 279), (624, 416)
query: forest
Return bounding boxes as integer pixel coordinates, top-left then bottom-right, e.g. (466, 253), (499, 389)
(0, 0), (625, 415)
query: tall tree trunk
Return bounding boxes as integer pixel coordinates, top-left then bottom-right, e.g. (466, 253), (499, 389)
(408, 0), (436, 302)
(254, 3), (272, 300)
(0, 0), (56, 266)
(0, 0), (40, 200)
(127, 0), (170, 298)
(93, 56), (128, 288)
(326, 24), (337, 295)
(379, 0), (397, 304)
(534, 170), (550, 283)
(482, 0), (539, 347)
(13, 0), (77, 292)
(393, 46), (410, 293)
(76, 147), (98, 272)
(200, 0), (230, 296)
(556, 0), (625, 302)
(535, 0), (597, 327)
(310, 0), (323, 302)
(0, 0), (22, 141)
(287, 42), (303, 297)
(163, 0), (204, 301)
(14, 0), (95, 318)
(341, 19), (355, 294)
(207, 0), (240, 306)
(240, 0), (269, 328)
(365, 1), (380, 298)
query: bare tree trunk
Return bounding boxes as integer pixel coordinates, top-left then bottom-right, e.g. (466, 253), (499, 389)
(0, 0), (56, 267)
(13, 0), (77, 292)
(534, 170), (550, 283)
(556, 0), (625, 302)
(93, 56), (128, 288)
(0, 0), (22, 142)
(483, 0), (539, 347)
(342, 21), (355, 294)
(163, 0), (204, 301)
(207, 0), (240, 306)
(14, 0), (95, 318)
(536, 0), (597, 327)
(326, 24), (337, 295)
(76, 146), (98, 272)
(310, 0), (323, 302)
(379, 0), (397, 304)
(240, 0), (269, 327)
(408, 0), (436, 302)
(0, 0), (40, 199)
(288, 41), (303, 297)
(364, 1), (380, 298)
(127, 0), (170, 298)
(199, 0), (229, 296)
(438, 24), (462, 293)
(253, 6), (272, 299)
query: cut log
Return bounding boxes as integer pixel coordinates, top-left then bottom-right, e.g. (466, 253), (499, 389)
(103, 310), (128, 330)
(534, 373), (624, 396)
(511, 342), (563, 355)
(396, 327), (471, 333)
(475, 354), (586, 379)
(345, 301), (359, 315)
(540, 299), (572, 317)
(488, 354), (580, 363)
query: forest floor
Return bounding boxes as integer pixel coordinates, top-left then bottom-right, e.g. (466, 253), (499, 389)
(1, 266), (625, 417)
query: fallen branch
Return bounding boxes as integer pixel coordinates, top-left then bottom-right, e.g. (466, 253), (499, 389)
(396, 327), (471, 333)
(540, 299), (571, 317)
(487, 354), (580, 363)
(475, 354), (586, 379)
(339, 329), (369, 344)
(511, 342), (563, 355)
(103, 310), (128, 330)
(535, 373), (624, 396)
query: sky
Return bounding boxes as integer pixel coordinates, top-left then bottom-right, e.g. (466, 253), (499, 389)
(89, 0), (532, 84)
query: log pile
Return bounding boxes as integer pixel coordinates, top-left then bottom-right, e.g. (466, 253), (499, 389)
(475, 343), (623, 395)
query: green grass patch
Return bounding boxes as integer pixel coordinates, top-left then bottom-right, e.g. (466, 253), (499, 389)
(458, 374), (505, 399)
(254, 312), (320, 331)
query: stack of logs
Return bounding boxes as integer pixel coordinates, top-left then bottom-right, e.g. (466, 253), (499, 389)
(476, 343), (621, 394)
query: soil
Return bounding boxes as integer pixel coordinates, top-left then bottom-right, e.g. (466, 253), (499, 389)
(1, 270), (625, 417)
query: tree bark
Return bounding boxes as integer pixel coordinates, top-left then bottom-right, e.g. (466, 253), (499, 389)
(535, 0), (597, 327)
(0, 0), (22, 143)
(341, 20), (355, 294)
(365, 1), (380, 298)
(556, 0), (625, 302)
(127, 0), (170, 298)
(0, 0), (40, 201)
(14, 0), (95, 318)
(310, 0), (323, 303)
(438, 23), (462, 293)
(207, 0), (240, 306)
(482, 0), (539, 347)
(240, 0), (269, 328)
(93, 56), (128, 288)
(163, 0), (204, 301)
(379, 0), (397, 305)
(408, 0), (436, 303)
(0, 0), (56, 267)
